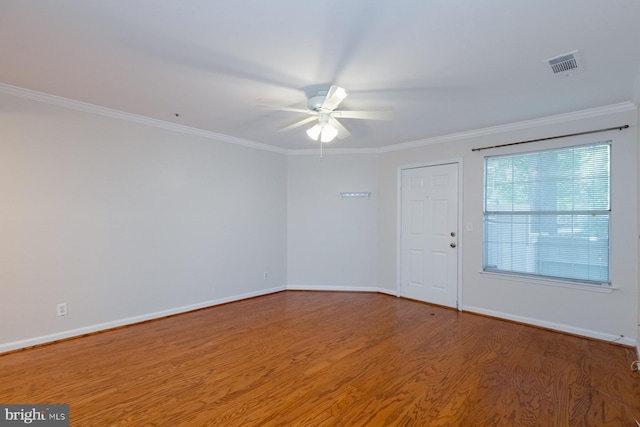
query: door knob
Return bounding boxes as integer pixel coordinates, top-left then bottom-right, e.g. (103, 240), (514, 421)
(450, 243), (456, 248)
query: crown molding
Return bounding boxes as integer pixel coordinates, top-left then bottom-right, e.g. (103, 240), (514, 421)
(287, 102), (636, 156)
(0, 83), (288, 155)
(378, 102), (637, 153)
(1, 82), (634, 157)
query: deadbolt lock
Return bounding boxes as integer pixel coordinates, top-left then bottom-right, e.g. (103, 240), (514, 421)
(450, 232), (456, 237)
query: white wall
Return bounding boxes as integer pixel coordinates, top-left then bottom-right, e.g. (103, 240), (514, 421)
(0, 93), (287, 352)
(2, 88), (638, 353)
(378, 108), (639, 345)
(287, 153), (379, 291)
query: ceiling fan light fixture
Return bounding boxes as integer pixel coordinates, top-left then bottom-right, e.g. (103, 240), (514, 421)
(306, 124), (322, 141)
(320, 125), (338, 142)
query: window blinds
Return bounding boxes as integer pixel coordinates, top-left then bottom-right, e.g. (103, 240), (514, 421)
(483, 142), (610, 284)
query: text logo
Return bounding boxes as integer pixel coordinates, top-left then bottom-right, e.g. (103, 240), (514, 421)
(0, 405), (68, 426)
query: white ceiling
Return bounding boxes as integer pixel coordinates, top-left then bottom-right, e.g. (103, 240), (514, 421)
(1, 0), (639, 150)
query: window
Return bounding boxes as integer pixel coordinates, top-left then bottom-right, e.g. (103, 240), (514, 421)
(483, 142), (610, 285)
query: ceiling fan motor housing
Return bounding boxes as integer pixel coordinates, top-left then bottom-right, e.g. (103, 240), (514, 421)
(307, 90), (328, 111)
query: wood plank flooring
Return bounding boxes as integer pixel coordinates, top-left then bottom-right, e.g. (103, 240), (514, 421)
(1, 291), (638, 426)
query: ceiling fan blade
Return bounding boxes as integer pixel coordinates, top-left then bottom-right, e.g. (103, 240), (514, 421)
(321, 85), (349, 111)
(257, 104), (313, 114)
(277, 116), (317, 132)
(332, 110), (393, 120)
(328, 116), (351, 139)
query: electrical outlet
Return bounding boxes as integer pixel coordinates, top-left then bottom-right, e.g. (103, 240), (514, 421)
(57, 303), (68, 316)
(264, 271), (269, 280)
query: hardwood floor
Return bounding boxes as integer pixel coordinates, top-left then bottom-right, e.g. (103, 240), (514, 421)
(1, 291), (638, 426)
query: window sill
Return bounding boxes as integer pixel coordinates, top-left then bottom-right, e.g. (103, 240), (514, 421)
(478, 271), (614, 293)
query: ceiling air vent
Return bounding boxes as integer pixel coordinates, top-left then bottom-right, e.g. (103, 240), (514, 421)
(545, 50), (584, 77)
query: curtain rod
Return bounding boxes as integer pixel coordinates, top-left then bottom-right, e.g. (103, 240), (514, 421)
(471, 124), (629, 152)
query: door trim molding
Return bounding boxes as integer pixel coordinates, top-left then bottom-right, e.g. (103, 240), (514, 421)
(396, 158), (464, 310)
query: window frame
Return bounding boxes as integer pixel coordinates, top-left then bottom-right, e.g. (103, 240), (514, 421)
(482, 141), (612, 286)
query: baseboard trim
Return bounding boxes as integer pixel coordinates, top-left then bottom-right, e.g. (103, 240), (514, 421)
(463, 305), (638, 347)
(286, 284), (398, 296)
(374, 288), (399, 297)
(4, 288), (629, 354)
(0, 286), (286, 354)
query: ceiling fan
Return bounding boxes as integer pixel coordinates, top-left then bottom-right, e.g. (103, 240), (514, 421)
(260, 85), (392, 143)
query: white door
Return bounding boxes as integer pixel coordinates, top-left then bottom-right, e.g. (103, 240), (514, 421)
(400, 163), (459, 308)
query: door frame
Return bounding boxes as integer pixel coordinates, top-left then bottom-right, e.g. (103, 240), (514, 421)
(396, 158), (464, 310)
